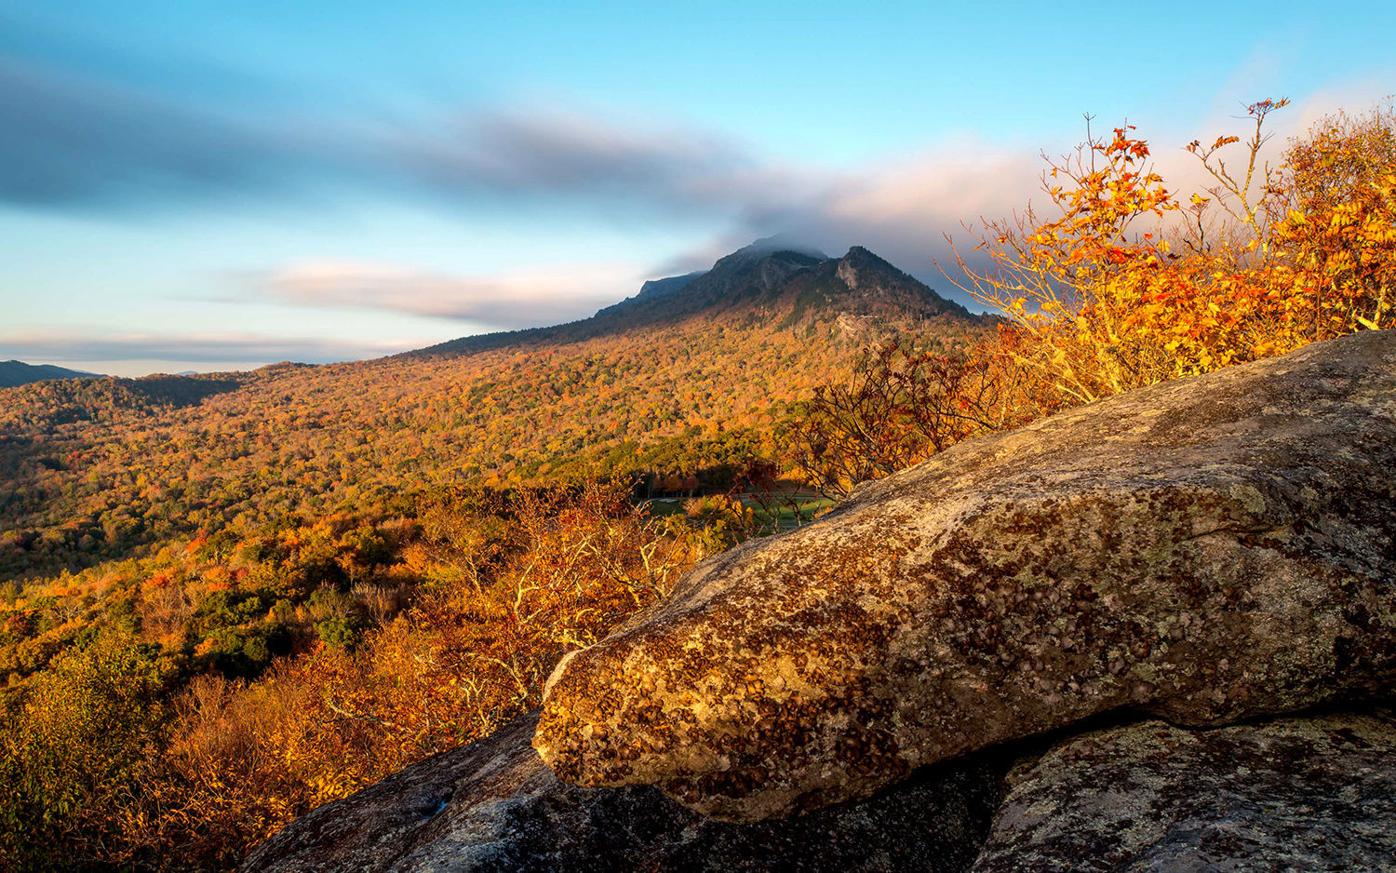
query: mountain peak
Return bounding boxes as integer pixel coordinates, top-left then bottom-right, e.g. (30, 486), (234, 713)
(828, 244), (975, 320)
(840, 244), (889, 264)
(422, 240), (978, 357)
(738, 233), (826, 258)
(593, 239), (980, 334)
(835, 245), (907, 291)
(635, 271), (705, 302)
(706, 237), (825, 276)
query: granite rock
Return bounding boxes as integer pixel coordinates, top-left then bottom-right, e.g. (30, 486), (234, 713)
(242, 712), (1007, 872)
(973, 710), (1396, 872)
(535, 331), (1396, 820)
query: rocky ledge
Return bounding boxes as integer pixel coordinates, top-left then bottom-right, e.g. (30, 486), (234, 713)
(535, 329), (1396, 821)
(248, 331), (1396, 871)
(242, 712), (1006, 873)
(246, 707), (1396, 872)
(973, 708), (1396, 871)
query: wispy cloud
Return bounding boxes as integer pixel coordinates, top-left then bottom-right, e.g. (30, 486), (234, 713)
(386, 109), (797, 217)
(5, 43), (1386, 318)
(740, 144), (1043, 281)
(0, 56), (325, 208)
(0, 330), (415, 365)
(243, 259), (639, 328)
(0, 53), (797, 220)
(0, 47), (1063, 284)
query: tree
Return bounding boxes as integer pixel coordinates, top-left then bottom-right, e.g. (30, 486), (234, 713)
(791, 338), (1036, 498)
(0, 633), (168, 869)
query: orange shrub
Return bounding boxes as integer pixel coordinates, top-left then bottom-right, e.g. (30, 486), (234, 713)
(803, 99), (1395, 497)
(951, 99), (1395, 408)
(130, 482), (701, 867)
(1268, 104), (1396, 340)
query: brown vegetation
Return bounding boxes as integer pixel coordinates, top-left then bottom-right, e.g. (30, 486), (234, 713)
(1, 482), (717, 869)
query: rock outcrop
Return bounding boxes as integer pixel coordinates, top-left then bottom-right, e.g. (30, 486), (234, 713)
(245, 707), (1396, 871)
(241, 712), (1007, 873)
(973, 709), (1396, 872)
(534, 330), (1396, 821)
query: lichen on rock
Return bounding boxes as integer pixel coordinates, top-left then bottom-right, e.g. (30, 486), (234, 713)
(972, 710), (1396, 872)
(533, 330), (1396, 821)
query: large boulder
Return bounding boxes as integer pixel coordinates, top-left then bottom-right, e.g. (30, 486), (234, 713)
(241, 712), (1006, 873)
(972, 710), (1396, 871)
(534, 330), (1396, 821)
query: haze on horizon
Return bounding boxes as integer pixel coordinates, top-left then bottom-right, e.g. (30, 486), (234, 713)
(2, 1), (1394, 376)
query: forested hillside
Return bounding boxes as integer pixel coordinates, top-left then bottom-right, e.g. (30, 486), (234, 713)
(0, 241), (983, 868)
(3, 96), (1390, 872)
(0, 241), (981, 582)
(0, 360), (98, 389)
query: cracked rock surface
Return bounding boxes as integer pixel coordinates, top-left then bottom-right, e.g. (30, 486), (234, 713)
(534, 330), (1396, 821)
(972, 709), (1396, 872)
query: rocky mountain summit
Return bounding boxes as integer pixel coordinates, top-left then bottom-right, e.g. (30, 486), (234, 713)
(585, 238), (978, 340)
(423, 238), (977, 356)
(248, 330), (1396, 871)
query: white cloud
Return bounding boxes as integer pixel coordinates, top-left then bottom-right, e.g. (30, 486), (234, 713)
(248, 259), (643, 328)
(12, 61), (1390, 349)
(0, 330), (416, 366)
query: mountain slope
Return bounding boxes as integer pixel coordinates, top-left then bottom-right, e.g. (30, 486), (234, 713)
(0, 360), (99, 388)
(0, 243), (985, 579)
(418, 239), (974, 355)
(595, 241), (972, 328)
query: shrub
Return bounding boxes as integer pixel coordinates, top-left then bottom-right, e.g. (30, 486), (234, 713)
(799, 99), (1395, 496)
(951, 100), (1394, 407)
(0, 633), (169, 869)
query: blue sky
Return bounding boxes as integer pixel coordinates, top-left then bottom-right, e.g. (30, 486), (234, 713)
(2, 1), (1393, 375)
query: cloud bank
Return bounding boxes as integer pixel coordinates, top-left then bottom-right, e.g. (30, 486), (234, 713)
(0, 57), (321, 208)
(6, 48), (1369, 278)
(0, 49), (1021, 261)
(0, 331), (415, 366)
(0, 55), (798, 220)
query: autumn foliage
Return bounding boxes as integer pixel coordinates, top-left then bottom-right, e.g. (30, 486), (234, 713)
(790, 339), (1044, 498)
(0, 482), (709, 869)
(2, 97), (1394, 872)
(800, 100), (1396, 493)
(959, 99), (1395, 397)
